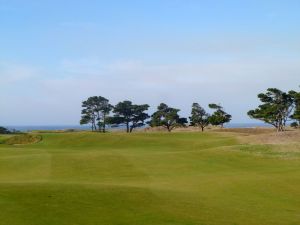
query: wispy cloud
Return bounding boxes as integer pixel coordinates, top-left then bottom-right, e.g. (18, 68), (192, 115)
(56, 58), (300, 87)
(0, 62), (41, 84)
(39, 58), (300, 121)
(1, 58), (299, 125)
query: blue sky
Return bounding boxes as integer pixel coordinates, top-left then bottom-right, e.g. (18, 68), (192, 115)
(1, 0), (300, 125)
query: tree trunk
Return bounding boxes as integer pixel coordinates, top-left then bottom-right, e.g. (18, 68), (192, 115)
(91, 120), (96, 132)
(276, 124), (284, 132)
(126, 122), (129, 133)
(201, 126), (204, 132)
(97, 112), (101, 132)
(166, 124), (171, 132)
(103, 114), (106, 133)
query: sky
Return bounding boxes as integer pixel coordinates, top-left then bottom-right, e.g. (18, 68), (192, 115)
(1, 0), (300, 125)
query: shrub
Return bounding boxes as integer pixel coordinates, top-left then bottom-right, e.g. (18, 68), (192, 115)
(290, 122), (299, 129)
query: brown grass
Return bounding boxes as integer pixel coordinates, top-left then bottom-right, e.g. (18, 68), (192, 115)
(242, 130), (300, 144)
(4, 134), (42, 145)
(212, 127), (275, 135)
(143, 126), (300, 148)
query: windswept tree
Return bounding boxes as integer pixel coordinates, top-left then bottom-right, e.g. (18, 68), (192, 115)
(80, 106), (97, 131)
(80, 96), (113, 132)
(248, 88), (294, 132)
(290, 90), (300, 127)
(189, 103), (210, 131)
(208, 103), (232, 128)
(97, 97), (113, 132)
(149, 103), (188, 132)
(108, 100), (149, 133)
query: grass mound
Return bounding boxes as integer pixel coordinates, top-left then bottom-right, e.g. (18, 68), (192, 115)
(4, 134), (42, 145)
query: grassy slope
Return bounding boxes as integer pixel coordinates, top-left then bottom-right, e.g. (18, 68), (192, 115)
(0, 132), (299, 225)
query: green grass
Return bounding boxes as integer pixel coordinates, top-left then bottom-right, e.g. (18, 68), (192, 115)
(0, 132), (299, 225)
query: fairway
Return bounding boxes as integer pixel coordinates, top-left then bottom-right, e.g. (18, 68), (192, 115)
(0, 132), (300, 225)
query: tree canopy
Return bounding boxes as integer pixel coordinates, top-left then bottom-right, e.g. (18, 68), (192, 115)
(208, 104), (232, 128)
(108, 100), (150, 133)
(189, 103), (210, 131)
(80, 96), (113, 132)
(248, 88), (295, 132)
(290, 90), (300, 127)
(149, 103), (188, 132)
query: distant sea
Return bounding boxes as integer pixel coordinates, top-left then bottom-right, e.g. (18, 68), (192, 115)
(6, 125), (91, 132)
(5, 123), (272, 132)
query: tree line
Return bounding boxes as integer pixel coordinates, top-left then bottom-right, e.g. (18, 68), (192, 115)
(80, 87), (300, 133)
(80, 96), (232, 133)
(1, 87), (298, 134)
(0, 127), (21, 134)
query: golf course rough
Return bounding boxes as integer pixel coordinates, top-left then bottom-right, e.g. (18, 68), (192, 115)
(0, 132), (299, 225)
